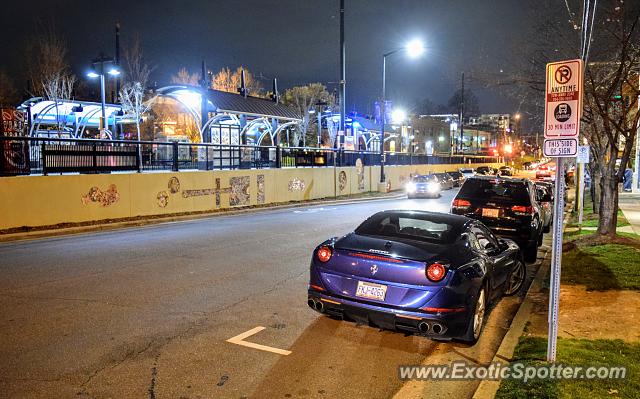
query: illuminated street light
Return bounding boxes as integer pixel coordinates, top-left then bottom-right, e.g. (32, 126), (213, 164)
(379, 38), (426, 183)
(391, 109), (407, 124)
(87, 53), (120, 137)
(406, 39), (425, 58)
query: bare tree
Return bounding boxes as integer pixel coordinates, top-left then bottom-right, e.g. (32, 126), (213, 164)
(120, 81), (150, 145)
(122, 35), (152, 88)
(170, 67), (200, 86)
(282, 83), (333, 146)
(212, 67), (264, 97)
(23, 22), (75, 135)
(582, 4), (640, 236)
(42, 72), (76, 134)
(24, 22), (70, 98)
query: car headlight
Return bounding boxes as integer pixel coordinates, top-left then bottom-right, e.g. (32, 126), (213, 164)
(427, 182), (440, 192)
(406, 182), (416, 193)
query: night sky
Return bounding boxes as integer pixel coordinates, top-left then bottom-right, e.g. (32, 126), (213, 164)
(1, 0), (532, 117)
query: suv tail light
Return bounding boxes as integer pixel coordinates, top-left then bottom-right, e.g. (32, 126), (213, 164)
(452, 199), (471, 209)
(316, 246), (332, 262)
(426, 263), (447, 282)
(511, 205), (534, 215)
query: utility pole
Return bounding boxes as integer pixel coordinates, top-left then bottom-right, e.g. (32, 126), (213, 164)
(459, 72), (465, 154)
(201, 60), (209, 142)
(339, 0), (346, 137)
(114, 22), (121, 138)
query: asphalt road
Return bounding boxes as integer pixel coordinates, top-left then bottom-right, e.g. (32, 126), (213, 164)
(0, 188), (547, 399)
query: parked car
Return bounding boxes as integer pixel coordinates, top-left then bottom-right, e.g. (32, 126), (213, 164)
(498, 166), (514, 176)
(459, 168), (475, 179)
(476, 166), (498, 176)
(535, 164), (552, 180)
(308, 210), (526, 344)
(434, 173), (455, 190)
(522, 161), (532, 170)
(535, 181), (554, 233)
(447, 171), (465, 187)
(451, 176), (544, 262)
(405, 174), (441, 199)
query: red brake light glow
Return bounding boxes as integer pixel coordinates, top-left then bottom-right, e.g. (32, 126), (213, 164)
(426, 263), (447, 282)
(452, 199), (471, 208)
(317, 246), (332, 262)
(511, 205), (534, 214)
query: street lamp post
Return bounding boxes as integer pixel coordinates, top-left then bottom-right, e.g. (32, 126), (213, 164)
(379, 39), (424, 184)
(87, 54), (120, 138)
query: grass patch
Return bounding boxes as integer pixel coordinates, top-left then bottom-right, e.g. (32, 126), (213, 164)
(567, 195), (629, 228)
(496, 336), (640, 399)
(561, 234), (640, 290)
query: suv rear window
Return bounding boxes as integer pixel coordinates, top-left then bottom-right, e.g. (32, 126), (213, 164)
(458, 179), (531, 203)
(355, 213), (458, 243)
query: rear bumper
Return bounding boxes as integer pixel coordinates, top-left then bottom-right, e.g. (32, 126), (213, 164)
(307, 290), (470, 339)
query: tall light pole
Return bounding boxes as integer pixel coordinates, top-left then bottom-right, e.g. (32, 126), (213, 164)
(88, 54), (120, 138)
(339, 0), (346, 136)
(379, 39), (425, 183)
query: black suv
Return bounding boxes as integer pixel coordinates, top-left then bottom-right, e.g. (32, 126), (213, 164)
(451, 176), (543, 262)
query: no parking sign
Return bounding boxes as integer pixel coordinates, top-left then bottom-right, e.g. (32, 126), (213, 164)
(543, 59), (583, 157)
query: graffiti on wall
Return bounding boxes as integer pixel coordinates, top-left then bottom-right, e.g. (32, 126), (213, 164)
(338, 171), (347, 192)
(288, 178), (305, 192)
(168, 177), (181, 194)
(157, 191), (169, 208)
(257, 174), (265, 204)
(229, 176), (250, 206)
(82, 184), (120, 207)
(355, 158), (365, 191)
(213, 178), (232, 207)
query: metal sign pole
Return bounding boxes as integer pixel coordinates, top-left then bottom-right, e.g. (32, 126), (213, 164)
(547, 157), (565, 362)
(578, 161), (584, 227)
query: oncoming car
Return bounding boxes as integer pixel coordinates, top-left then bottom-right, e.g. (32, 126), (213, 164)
(307, 210), (526, 344)
(405, 174), (441, 198)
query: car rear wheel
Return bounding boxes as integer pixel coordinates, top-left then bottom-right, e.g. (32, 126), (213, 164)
(461, 287), (486, 344)
(504, 259), (526, 296)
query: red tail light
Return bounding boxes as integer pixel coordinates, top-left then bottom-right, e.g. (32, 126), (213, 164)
(426, 263), (447, 282)
(452, 199), (471, 208)
(511, 205), (534, 215)
(317, 246), (332, 262)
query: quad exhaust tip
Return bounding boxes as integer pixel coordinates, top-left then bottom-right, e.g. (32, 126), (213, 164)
(308, 298), (324, 312)
(431, 323), (443, 335)
(418, 322), (429, 334)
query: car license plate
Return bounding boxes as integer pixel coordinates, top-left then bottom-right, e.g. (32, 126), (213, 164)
(355, 281), (387, 301)
(482, 208), (500, 218)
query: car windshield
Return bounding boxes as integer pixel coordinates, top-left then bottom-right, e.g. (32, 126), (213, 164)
(435, 173), (447, 179)
(412, 175), (437, 183)
(355, 213), (458, 243)
(458, 179), (531, 203)
(448, 172), (462, 178)
(460, 169), (473, 173)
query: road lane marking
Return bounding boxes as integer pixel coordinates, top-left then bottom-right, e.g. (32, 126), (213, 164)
(226, 326), (292, 356)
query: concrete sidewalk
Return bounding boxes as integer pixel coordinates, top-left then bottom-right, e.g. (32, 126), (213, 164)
(619, 192), (640, 234)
